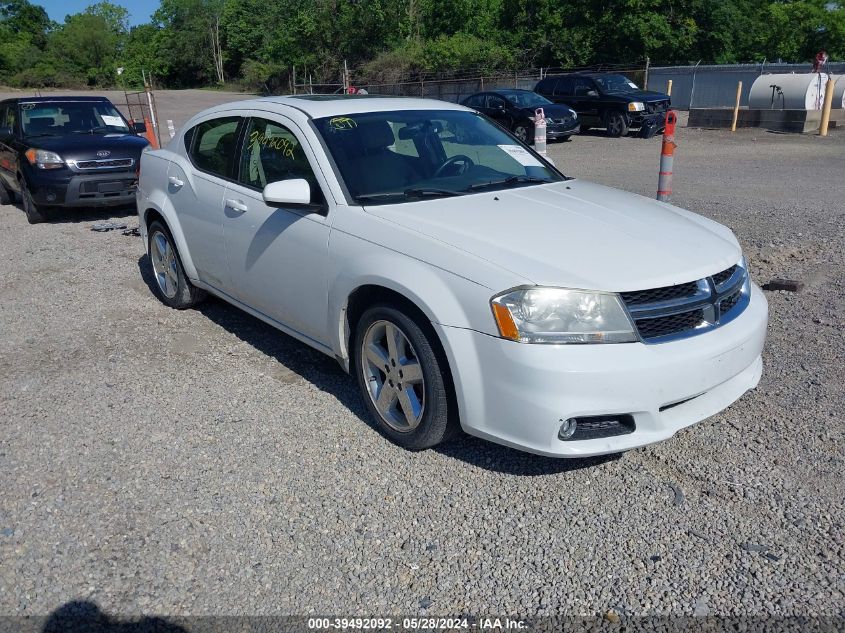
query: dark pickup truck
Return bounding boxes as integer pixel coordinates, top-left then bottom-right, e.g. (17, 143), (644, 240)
(0, 96), (148, 223)
(534, 73), (670, 137)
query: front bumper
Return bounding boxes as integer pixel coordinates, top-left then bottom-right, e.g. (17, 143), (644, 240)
(546, 121), (580, 139)
(629, 112), (665, 129)
(26, 168), (138, 208)
(437, 283), (768, 458)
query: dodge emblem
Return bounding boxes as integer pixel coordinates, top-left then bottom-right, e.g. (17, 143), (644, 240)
(96, 150), (111, 158)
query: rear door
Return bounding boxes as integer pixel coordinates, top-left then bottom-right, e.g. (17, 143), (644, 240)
(222, 113), (333, 345)
(486, 94), (511, 128)
(168, 115), (241, 290)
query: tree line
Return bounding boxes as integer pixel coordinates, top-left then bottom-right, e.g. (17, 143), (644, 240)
(1, 0), (843, 91)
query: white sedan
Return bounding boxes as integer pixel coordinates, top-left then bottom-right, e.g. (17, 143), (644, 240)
(136, 96), (768, 457)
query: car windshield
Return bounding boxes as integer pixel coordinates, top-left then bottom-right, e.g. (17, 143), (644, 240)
(19, 101), (130, 136)
(503, 92), (552, 108)
(313, 110), (564, 205)
(593, 75), (640, 93)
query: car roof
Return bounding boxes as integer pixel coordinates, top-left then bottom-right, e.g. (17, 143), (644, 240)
(201, 95), (469, 119)
(3, 96), (112, 104)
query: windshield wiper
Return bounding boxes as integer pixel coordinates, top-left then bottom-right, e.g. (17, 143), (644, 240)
(354, 188), (465, 203)
(465, 175), (553, 192)
(24, 132), (60, 138)
(403, 187), (465, 198)
(73, 126), (113, 135)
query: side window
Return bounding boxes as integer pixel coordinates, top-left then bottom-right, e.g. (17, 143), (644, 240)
(574, 78), (594, 96)
(0, 104), (16, 132)
(189, 116), (240, 178)
(464, 94), (483, 108)
(237, 117), (324, 204)
(488, 95), (506, 110)
(536, 78), (556, 95)
(554, 78), (573, 96)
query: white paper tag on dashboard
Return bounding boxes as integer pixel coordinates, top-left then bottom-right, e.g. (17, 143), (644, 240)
(101, 115), (128, 128)
(498, 144), (543, 167)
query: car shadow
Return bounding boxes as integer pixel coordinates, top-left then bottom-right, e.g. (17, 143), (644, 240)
(137, 254), (622, 476)
(7, 197), (137, 224)
(42, 600), (187, 633)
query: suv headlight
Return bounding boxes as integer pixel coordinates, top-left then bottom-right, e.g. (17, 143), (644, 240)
(25, 148), (64, 170)
(491, 287), (638, 344)
(628, 102), (645, 112)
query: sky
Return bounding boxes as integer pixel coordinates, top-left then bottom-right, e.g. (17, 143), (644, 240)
(32, 0), (159, 26)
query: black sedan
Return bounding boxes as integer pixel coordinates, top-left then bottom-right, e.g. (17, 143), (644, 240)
(460, 89), (580, 144)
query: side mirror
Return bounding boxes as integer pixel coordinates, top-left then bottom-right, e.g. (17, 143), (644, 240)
(263, 178), (311, 207)
(131, 121), (147, 134)
(586, 90), (598, 97)
(0, 126), (12, 140)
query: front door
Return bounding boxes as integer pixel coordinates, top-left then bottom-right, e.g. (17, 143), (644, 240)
(222, 115), (332, 346)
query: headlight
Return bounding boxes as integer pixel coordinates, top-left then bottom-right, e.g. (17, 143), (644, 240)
(24, 148), (64, 170)
(491, 287), (638, 344)
(628, 102), (645, 112)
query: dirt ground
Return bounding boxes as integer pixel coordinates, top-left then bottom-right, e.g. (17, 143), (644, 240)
(0, 90), (843, 621)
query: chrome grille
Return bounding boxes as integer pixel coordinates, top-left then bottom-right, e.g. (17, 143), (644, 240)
(712, 265), (737, 286)
(621, 263), (749, 343)
(620, 281), (700, 306)
(72, 158), (134, 170)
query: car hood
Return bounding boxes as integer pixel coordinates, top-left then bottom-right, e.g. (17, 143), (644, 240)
(517, 104), (575, 117)
(605, 89), (669, 103)
(363, 180), (741, 292)
(23, 133), (149, 160)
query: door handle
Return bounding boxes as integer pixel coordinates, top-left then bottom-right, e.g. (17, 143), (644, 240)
(168, 176), (183, 189)
(225, 198), (248, 213)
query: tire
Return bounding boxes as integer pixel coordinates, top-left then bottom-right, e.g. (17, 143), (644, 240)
(20, 180), (48, 224)
(513, 123), (534, 145)
(605, 111), (629, 138)
(147, 220), (206, 309)
(353, 304), (458, 450)
(0, 178), (11, 205)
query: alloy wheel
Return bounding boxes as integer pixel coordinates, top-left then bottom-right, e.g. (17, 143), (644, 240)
(151, 231), (179, 299)
(360, 319), (426, 432)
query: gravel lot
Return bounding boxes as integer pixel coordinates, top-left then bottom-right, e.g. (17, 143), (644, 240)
(0, 91), (843, 620)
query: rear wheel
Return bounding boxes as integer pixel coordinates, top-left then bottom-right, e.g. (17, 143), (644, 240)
(147, 220), (206, 309)
(605, 111), (629, 138)
(354, 304), (457, 450)
(20, 180), (48, 224)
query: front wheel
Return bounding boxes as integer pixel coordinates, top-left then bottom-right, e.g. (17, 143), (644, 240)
(21, 180), (48, 224)
(147, 220), (206, 309)
(354, 305), (457, 450)
(513, 124), (534, 144)
(605, 112), (629, 138)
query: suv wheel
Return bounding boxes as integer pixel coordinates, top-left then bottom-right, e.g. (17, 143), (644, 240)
(513, 124), (534, 144)
(605, 112), (629, 138)
(147, 220), (206, 309)
(20, 180), (48, 224)
(354, 304), (457, 450)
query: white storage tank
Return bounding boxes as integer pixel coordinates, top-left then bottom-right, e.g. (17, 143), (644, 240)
(748, 73), (829, 110)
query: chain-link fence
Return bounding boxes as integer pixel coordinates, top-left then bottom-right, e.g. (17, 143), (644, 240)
(646, 62), (845, 109)
(292, 63), (647, 104)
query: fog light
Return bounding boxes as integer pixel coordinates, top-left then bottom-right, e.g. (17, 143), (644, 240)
(46, 192), (57, 202)
(558, 418), (577, 440)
